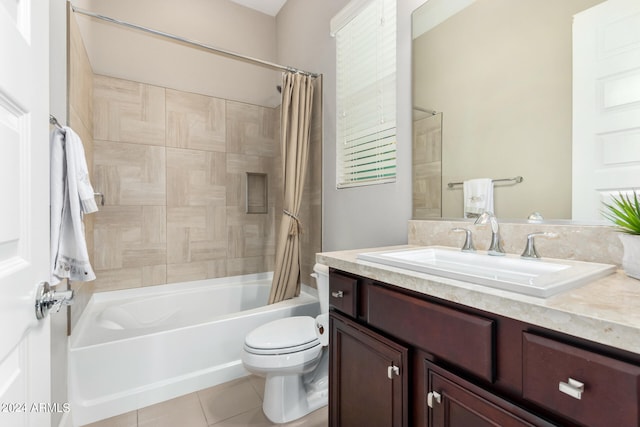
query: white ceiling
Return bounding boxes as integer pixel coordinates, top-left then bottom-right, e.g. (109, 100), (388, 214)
(229, 0), (288, 16)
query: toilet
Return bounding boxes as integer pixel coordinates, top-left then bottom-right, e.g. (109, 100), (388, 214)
(241, 263), (330, 423)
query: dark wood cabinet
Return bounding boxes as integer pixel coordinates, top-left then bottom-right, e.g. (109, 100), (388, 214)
(328, 268), (640, 427)
(330, 312), (408, 427)
(426, 361), (555, 427)
(523, 332), (640, 427)
(368, 284), (495, 382)
(329, 272), (358, 317)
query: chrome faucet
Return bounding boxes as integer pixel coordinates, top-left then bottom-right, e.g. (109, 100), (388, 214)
(521, 232), (557, 259)
(474, 211), (505, 256)
(451, 228), (476, 252)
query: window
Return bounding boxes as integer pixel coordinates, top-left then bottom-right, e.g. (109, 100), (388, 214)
(333, 0), (397, 188)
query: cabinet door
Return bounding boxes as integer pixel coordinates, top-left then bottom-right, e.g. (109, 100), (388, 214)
(330, 312), (408, 427)
(426, 361), (555, 427)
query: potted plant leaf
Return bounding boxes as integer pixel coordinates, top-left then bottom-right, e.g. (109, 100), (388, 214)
(603, 191), (640, 280)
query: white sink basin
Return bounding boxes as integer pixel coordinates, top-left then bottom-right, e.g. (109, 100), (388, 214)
(356, 246), (616, 297)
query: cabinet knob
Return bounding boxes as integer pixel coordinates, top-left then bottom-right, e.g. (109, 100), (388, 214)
(559, 378), (585, 400)
(427, 391), (442, 408)
(387, 364), (400, 379)
(331, 290), (344, 298)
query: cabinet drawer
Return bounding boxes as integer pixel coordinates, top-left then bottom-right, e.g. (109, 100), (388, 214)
(368, 284), (495, 382)
(523, 332), (640, 427)
(329, 270), (358, 317)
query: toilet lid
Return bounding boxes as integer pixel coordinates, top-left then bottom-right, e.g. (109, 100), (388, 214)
(245, 316), (319, 352)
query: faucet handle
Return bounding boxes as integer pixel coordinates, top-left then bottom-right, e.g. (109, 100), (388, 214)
(521, 232), (557, 259)
(451, 228), (476, 252)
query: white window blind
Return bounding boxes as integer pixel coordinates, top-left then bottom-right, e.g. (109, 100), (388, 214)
(335, 0), (397, 188)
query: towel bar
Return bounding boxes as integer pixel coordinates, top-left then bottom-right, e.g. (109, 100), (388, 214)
(448, 176), (523, 189)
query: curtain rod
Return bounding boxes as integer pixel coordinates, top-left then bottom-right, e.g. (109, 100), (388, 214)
(70, 4), (319, 78)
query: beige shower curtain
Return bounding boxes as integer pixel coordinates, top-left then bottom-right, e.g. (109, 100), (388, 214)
(268, 72), (315, 304)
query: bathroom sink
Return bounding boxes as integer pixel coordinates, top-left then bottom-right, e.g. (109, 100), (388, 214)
(356, 246), (616, 297)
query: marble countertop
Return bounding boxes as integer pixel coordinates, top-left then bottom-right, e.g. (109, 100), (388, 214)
(317, 245), (640, 355)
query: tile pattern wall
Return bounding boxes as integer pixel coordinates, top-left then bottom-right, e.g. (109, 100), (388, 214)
(93, 77), (166, 146)
(91, 75), (322, 292)
(68, 11), (96, 330)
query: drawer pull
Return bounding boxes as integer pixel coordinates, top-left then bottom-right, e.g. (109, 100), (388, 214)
(559, 378), (585, 400)
(387, 364), (399, 379)
(331, 290), (344, 298)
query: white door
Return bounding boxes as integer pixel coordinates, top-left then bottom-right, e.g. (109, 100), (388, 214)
(572, 0), (640, 220)
(0, 1), (51, 426)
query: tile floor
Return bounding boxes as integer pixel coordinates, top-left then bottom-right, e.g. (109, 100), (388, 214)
(83, 375), (328, 427)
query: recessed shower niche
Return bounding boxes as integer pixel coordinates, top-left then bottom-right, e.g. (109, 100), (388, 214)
(246, 172), (268, 214)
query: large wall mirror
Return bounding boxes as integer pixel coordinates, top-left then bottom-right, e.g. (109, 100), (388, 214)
(412, 0), (607, 221)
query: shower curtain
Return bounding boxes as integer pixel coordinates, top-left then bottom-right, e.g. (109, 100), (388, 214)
(268, 72), (315, 304)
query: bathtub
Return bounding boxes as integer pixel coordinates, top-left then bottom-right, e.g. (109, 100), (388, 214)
(68, 272), (319, 426)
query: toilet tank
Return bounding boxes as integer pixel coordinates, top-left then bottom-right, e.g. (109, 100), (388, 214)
(312, 263), (330, 314)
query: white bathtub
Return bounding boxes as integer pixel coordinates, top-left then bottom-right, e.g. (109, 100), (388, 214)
(68, 272), (319, 426)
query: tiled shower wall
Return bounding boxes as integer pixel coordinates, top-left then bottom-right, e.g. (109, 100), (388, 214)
(90, 75), (322, 293)
(68, 10), (95, 328)
(91, 75), (276, 291)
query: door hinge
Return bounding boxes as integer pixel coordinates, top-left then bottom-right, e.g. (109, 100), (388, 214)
(427, 391), (442, 408)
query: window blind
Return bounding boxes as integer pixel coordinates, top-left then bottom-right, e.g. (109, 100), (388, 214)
(335, 0), (397, 188)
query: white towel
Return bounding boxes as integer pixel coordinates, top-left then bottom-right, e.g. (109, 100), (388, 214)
(463, 178), (494, 218)
(50, 126), (98, 285)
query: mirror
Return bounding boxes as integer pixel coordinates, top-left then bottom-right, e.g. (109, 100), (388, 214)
(412, 0), (605, 221)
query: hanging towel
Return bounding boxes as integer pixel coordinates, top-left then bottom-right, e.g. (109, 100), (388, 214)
(50, 126), (98, 285)
(463, 178), (494, 218)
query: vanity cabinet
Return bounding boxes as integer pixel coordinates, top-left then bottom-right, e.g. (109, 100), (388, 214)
(330, 312), (408, 427)
(328, 268), (640, 427)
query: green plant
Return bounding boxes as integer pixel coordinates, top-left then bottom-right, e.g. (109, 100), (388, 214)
(603, 192), (640, 235)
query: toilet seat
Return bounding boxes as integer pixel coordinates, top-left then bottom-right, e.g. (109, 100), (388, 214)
(245, 339), (320, 355)
(244, 316), (320, 355)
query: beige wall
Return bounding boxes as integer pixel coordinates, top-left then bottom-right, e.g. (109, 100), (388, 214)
(413, 0), (603, 220)
(73, 0), (281, 108)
